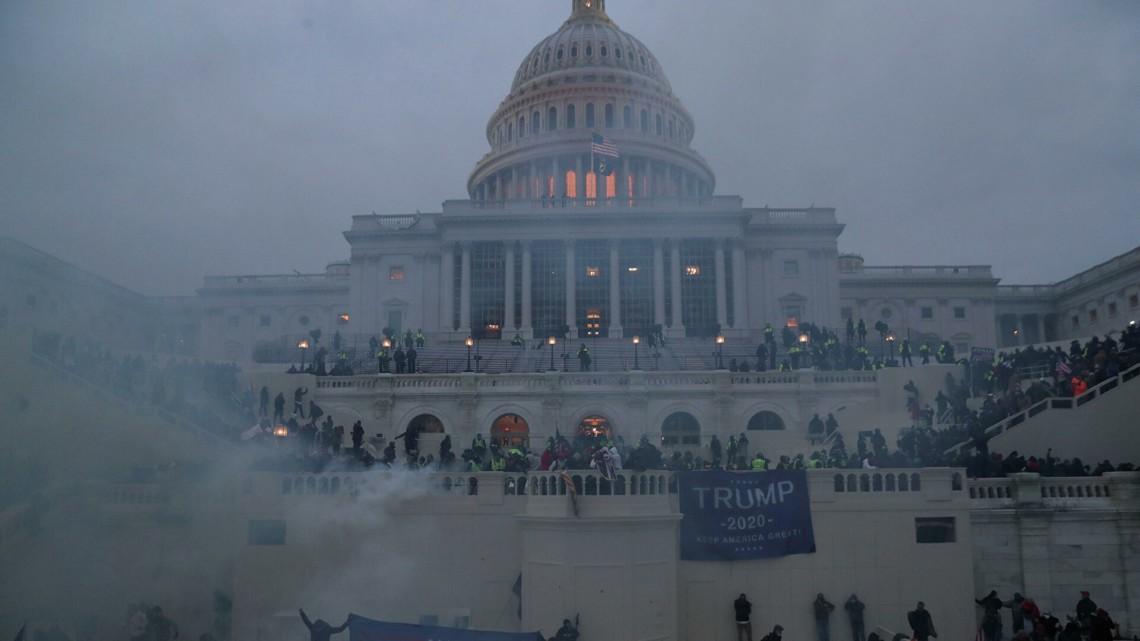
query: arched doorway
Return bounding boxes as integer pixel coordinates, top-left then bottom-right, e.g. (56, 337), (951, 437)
(661, 411), (700, 446)
(408, 414), (445, 434)
(576, 415), (613, 447)
(491, 413), (530, 447)
(747, 411), (785, 431)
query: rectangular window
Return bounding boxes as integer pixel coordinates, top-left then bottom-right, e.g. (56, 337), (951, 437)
(921, 307), (934, 320)
(953, 307), (966, 319)
(387, 310), (403, 334)
(1088, 309), (1098, 323)
(389, 266), (405, 281)
(841, 307), (853, 320)
(1108, 302), (1118, 317)
(783, 260), (799, 276)
(784, 306), (802, 322)
(1131, 293), (1139, 308)
(259, 314), (271, 328)
(1072, 315), (1080, 329)
(915, 517), (956, 544)
(248, 519), (286, 545)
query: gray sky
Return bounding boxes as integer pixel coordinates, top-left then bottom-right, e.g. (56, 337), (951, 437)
(2, 0), (1138, 295)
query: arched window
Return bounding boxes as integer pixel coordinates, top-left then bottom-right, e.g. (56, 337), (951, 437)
(604, 104), (615, 128)
(567, 104), (576, 128)
(600, 45), (608, 57)
(491, 413), (530, 448)
(623, 105), (632, 129)
(615, 47), (622, 59)
(747, 411), (785, 431)
(557, 47), (564, 61)
(661, 412), (700, 446)
(655, 114), (663, 135)
(571, 44), (579, 58)
(585, 170), (597, 200)
(586, 103), (596, 128)
(531, 111), (540, 135)
(548, 107), (558, 131)
(585, 44), (593, 57)
(408, 414), (445, 434)
(640, 110), (649, 132)
(508, 122), (513, 141)
(577, 415), (612, 443)
(518, 116), (525, 138)
(565, 170), (578, 199)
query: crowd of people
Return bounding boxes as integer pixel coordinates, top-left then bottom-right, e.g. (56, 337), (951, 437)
(31, 333), (253, 438)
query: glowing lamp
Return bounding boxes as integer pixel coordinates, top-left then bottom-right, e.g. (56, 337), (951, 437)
(382, 338), (392, 349)
(632, 336), (640, 345)
(273, 425), (289, 438)
(716, 335), (726, 346)
(798, 333), (809, 344)
(297, 339), (310, 350)
(548, 336), (557, 346)
(465, 336), (475, 348)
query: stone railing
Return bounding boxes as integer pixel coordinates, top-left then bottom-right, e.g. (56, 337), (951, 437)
(944, 362), (1140, 456)
(201, 273), (347, 289)
(314, 369), (880, 393)
(966, 472), (1137, 508)
(442, 195), (743, 215)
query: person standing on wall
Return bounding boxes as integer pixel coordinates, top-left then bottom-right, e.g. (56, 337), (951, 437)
(813, 593), (835, 641)
(907, 602), (937, 641)
(734, 594), (754, 641)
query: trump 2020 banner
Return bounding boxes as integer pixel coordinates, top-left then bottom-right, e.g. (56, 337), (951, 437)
(676, 470), (816, 561)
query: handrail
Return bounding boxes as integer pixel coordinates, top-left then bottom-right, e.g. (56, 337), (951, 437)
(944, 362), (1140, 456)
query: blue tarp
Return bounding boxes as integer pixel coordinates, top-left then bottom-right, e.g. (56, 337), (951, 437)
(347, 614), (544, 641)
(677, 470), (817, 561)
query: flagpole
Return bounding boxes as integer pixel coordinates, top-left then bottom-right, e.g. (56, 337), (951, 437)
(590, 133), (595, 203)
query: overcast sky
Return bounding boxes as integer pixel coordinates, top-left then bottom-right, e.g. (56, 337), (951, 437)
(2, 0), (1138, 295)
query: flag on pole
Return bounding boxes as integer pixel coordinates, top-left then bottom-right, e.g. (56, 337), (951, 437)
(559, 470), (580, 517)
(591, 133), (618, 176)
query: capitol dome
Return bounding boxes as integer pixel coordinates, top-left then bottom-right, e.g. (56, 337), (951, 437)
(467, 0), (715, 204)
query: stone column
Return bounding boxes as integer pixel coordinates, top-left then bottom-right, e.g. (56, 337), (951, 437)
(731, 239), (747, 329)
(715, 240), (728, 329)
(459, 242), (472, 336)
(620, 157), (630, 200)
(504, 243), (516, 332)
(1037, 314), (1046, 344)
(648, 162), (657, 199)
(1014, 315), (1024, 346)
(576, 156), (585, 202)
(553, 157), (562, 200)
(441, 246), (455, 333)
(495, 173), (503, 202)
(565, 240), (577, 335)
(528, 161), (537, 199)
(510, 166), (518, 200)
(608, 240), (623, 338)
(521, 242), (533, 339)
(670, 240), (685, 336)
(653, 239), (666, 328)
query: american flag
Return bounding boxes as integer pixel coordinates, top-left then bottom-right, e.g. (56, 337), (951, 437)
(591, 133), (619, 158)
(1056, 360), (1071, 377)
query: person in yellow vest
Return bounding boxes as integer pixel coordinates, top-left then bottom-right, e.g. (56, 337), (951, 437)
(751, 453), (768, 471)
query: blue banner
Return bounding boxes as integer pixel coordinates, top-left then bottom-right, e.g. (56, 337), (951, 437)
(677, 470), (816, 561)
(348, 615), (542, 641)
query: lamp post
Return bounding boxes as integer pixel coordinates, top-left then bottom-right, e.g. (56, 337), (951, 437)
(632, 335), (641, 370)
(798, 332), (809, 369)
(465, 336), (474, 372)
(297, 338), (310, 372)
(547, 336), (557, 371)
(886, 333), (897, 365)
(380, 337), (391, 373)
(715, 334), (726, 369)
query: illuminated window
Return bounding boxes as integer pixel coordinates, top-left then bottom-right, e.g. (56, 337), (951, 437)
(565, 170), (577, 199)
(567, 104), (576, 128)
(585, 266), (601, 278)
(338, 313), (350, 324)
(605, 173), (616, 198)
(684, 265), (701, 276)
(586, 103), (595, 127)
(389, 266), (405, 281)
(784, 306), (801, 322)
(586, 171), (597, 200)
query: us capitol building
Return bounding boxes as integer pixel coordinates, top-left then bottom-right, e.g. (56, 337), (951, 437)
(2, 3), (1140, 641)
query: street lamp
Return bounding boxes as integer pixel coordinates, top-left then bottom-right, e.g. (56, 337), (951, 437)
(547, 336), (557, 371)
(886, 333), (897, 364)
(715, 334), (726, 369)
(297, 338), (310, 371)
(380, 337), (391, 373)
(799, 333), (810, 369)
(632, 335), (641, 370)
(465, 336), (475, 372)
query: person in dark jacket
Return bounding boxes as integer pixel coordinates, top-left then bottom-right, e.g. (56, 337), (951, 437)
(734, 594), (753, 641)
(845, 594), (866, 641)
(258, 386), (269, 416)
(351, 421), (364, 453)
(814, 593), (835, 641)
(298, 610), (347, 641)
(273, 392), (286, 422)
(1003, 593), (1025, 634)
(759, 625), (783, 641)
(975, 590), (1003, 641)
(1075, 591), (1097, 626)
(1090, 609), (1115, 641)
(293, 387), (308, 417)
(907, 602), (937, 641)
